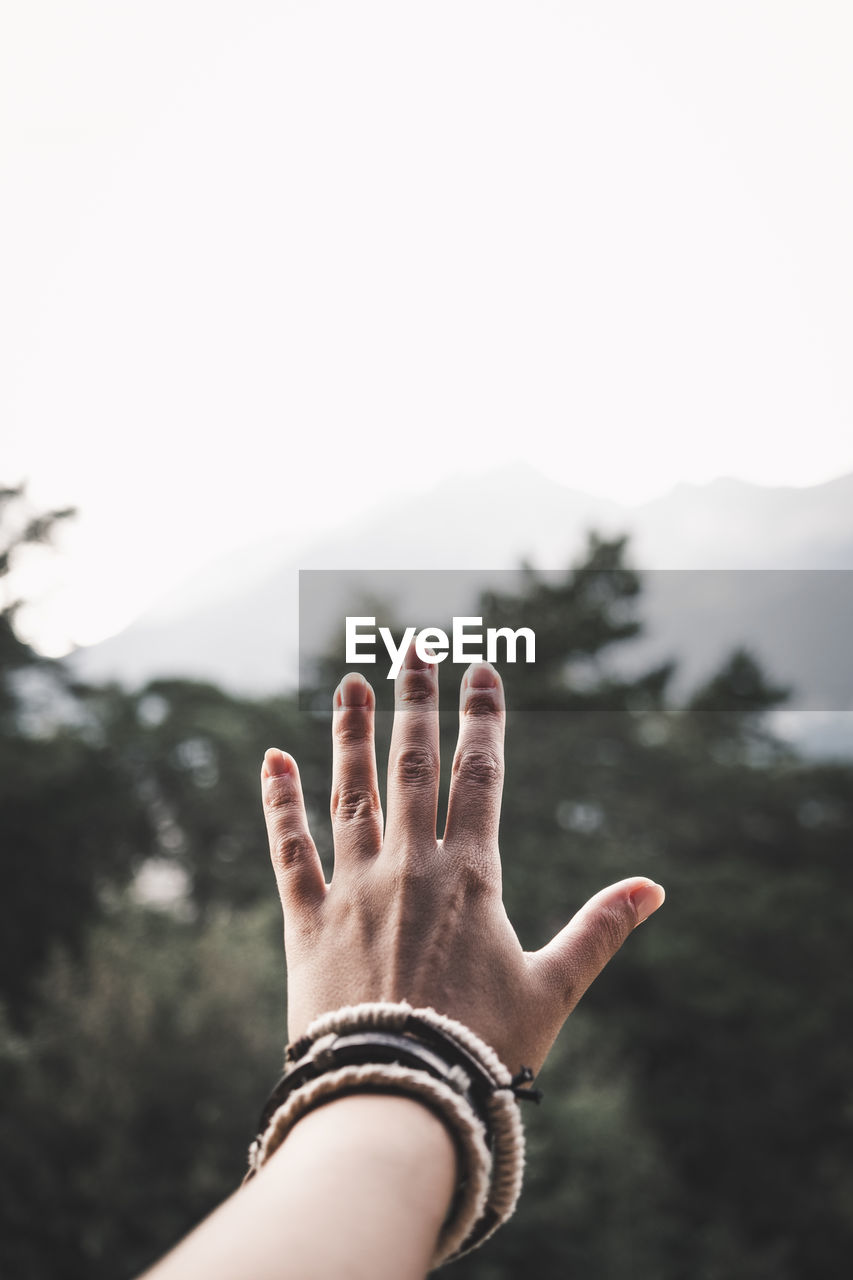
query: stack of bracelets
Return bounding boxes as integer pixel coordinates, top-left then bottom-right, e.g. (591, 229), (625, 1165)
(244, 1000), (543, 1267)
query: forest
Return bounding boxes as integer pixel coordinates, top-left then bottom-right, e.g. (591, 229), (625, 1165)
(1, 485), (851, 1279)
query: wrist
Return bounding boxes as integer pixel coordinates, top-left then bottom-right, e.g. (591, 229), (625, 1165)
(246, 1000), (529, 1265)
(279, 1090), (458, 1182)
(267, 1094), (457, 1275)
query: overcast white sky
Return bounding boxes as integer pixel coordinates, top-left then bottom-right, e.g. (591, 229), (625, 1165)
(3, 1), (853, 653)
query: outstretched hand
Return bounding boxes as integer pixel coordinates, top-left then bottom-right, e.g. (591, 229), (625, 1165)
(261, 644), (664, 1077)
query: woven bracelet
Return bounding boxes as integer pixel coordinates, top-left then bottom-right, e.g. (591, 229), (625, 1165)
(244, 1001), (540, 1267)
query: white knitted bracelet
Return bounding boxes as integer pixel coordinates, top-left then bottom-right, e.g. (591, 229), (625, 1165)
(245, 1001), (530, 1268)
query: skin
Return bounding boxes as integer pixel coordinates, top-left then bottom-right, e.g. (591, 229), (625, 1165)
(141, 645), (664, 1280)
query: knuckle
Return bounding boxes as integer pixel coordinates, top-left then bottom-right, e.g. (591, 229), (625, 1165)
(273, 829), (310, 870)
(463, 689), (502, 717)
(393, 857), (431, 889)
(593, 903), (631, 955)
(392, 745), (438, 788)
(264, 776), (299, 812)
(392, 857), (440, 905)
(335, 717), (373, 747)
(396, 673), (436, 705)
(331, 783), (381, 824)
(452, 746), (503, 788)
(458, 855), (499, 898)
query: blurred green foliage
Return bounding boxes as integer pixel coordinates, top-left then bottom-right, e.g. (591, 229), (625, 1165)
(1, 489), (851, 1278)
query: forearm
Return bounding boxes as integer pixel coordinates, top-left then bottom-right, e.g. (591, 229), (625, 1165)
(140, 1094), (457, 1280)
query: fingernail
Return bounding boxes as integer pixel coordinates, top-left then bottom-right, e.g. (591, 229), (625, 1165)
(631, 882), (665, 923)
(263, 748), (292, 778)
(467, 661), (498, 689)
(340, 673), (369, 707)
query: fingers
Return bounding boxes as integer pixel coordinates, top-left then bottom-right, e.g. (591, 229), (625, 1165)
(383, 643), (440, 850)
(331, 673), (383, 860)
(442, 662), (505, 858)
(261, 749), (326, 917)
(530, 878), (666, 1015)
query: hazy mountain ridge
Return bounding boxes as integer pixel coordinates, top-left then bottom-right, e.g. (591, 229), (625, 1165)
(68, 470), (853, 735)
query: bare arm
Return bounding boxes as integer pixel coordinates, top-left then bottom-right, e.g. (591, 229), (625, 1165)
(142, 1095), (456, 1280)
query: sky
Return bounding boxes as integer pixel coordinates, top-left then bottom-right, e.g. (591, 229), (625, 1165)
(2, 1), (853, 654)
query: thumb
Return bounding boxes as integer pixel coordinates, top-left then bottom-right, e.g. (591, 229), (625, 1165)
(531, 877), (665, 1017)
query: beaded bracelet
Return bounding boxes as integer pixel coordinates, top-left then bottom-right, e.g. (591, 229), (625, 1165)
(244, 1001), (542, 1267)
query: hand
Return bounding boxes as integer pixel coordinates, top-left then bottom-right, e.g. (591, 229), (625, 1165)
(261, 644), (664, 1076)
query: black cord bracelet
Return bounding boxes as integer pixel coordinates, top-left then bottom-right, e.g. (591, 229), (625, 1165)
(244, 1001), (534, 1268)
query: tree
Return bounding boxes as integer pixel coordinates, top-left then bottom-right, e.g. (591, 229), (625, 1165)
(0, 487), (152, 1020)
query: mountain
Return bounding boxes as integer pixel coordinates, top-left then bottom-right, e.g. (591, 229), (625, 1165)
(68, 464), (627, 692)
(67, 466), (853, 753)
(629, 473), (853, 568)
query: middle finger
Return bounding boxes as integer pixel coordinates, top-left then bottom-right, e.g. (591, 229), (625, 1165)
(383, 640), (441, 852)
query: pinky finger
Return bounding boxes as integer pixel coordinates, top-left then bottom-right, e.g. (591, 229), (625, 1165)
(261, 749), (326, 919)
